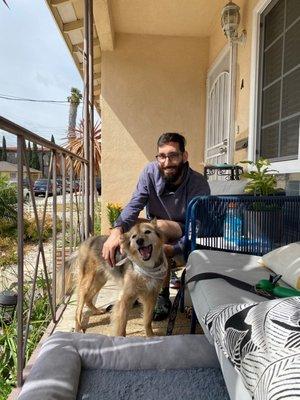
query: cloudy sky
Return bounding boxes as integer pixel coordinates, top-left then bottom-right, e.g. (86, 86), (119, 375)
(0, 0), (89, 147)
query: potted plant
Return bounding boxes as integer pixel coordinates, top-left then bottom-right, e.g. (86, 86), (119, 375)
(240, 158), (283, 196)
(240, 158), (285, 247)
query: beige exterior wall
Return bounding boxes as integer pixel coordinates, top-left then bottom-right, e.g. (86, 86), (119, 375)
(100, 33), (209, 233)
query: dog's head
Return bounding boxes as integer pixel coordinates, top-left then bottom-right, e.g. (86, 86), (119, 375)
(120, 220), (164, 266)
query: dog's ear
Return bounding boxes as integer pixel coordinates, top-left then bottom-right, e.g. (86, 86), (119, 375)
(120, 232), (130, 251)
(150, 218), (157, 227)
(154, 226), (164, 242)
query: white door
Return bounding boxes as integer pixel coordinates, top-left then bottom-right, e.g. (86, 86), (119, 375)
(205, 49), (231, 167)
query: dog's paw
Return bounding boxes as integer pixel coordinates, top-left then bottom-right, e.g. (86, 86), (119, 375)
(91, 307), (106, 315)
(75, 321), (86, 333)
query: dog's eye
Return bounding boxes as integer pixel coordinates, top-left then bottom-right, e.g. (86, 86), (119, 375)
(144, 230), (151, 234)
(131, 234), (137, 239)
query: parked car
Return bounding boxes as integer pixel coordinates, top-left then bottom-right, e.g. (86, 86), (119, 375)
(95, 177), (101, 195)
(66, 179), (80, 193)
(33, 179), (53, 196)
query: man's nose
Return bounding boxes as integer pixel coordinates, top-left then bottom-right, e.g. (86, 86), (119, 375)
(164, 156), (172, 166)
(136, 238), (144, 246)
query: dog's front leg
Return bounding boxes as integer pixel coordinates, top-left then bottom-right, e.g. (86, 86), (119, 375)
(139, 292), (157, 337)
(111, 293), (135, 336)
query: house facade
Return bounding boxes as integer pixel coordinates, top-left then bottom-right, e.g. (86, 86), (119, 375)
(47, 0), (300, 233)
(0, 160), (42, 181)
(5, 146), (52, 178)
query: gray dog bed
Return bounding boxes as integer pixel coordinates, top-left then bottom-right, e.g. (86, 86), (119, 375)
(18, 332), (229, 400)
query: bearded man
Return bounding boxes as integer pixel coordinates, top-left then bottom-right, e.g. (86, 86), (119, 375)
(102, 132), (210, 321)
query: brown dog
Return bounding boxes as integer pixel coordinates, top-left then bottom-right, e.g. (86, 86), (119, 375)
(65, 220), (167, 336)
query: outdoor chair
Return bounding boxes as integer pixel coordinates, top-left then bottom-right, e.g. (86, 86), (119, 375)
(179, 194), (300, 332)
(176, 194), (300, 399)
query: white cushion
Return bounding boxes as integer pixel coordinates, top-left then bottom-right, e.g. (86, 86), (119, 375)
(261, 242), (300, 289)
(204, 297), (300, 400)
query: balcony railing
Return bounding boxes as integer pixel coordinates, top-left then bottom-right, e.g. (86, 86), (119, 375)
(0, 115), (91, 388)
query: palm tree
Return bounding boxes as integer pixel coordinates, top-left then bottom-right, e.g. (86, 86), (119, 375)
(65, 120), (101, 178)
(67, 87), (82, 141)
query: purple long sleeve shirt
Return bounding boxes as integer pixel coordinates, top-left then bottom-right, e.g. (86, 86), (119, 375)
(114, 161), (210, 255)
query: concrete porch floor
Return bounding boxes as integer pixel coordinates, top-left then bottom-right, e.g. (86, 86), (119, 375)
(54, 268), (201, 336)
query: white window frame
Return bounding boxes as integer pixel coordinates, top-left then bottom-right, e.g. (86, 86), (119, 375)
(248, 0), (300, 173)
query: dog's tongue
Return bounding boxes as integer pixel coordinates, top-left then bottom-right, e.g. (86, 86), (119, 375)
(139, 245), (152, 260)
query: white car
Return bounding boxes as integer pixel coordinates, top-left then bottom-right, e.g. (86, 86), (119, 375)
(9, 180), (30, 202)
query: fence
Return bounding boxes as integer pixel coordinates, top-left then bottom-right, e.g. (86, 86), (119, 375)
(0, 115), (91, 387)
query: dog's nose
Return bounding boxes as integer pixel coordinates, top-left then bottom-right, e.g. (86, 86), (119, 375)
(136, 238), (144, 246)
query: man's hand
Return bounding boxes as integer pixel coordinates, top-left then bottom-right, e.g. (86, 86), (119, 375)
(102, 227), (123, 267)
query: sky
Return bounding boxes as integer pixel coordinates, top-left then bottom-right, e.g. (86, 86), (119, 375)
(0, 0), (92, 147)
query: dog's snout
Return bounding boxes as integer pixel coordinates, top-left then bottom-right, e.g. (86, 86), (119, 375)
(136, 238), (144, 247)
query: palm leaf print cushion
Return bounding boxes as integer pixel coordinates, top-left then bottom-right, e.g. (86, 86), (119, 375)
(204, 297), (300, 400)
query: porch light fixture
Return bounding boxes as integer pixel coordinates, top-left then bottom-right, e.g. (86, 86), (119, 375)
(221, 1), (246, 44)
(0, 291), (17, 325)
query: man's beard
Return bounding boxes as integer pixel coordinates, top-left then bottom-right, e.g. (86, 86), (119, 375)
(160, 161), (185, 183)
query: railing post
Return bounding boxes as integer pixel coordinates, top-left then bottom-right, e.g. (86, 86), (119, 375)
(17, 135), (24, 387)
(88, 0), (94, 235)
(84, 0), (90, 239)
(61, 154), (66, 298)
(52, 151), (57, 309)
(69, 158), (74, 252)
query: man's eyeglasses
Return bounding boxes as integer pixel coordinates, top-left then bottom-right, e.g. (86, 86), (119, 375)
(155, 152), (182, 163)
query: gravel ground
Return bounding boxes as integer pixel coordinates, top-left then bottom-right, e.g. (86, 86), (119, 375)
(0, 240), (55, 292)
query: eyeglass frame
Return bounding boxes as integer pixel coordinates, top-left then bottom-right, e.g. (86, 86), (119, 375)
(155, 152), (183, 163)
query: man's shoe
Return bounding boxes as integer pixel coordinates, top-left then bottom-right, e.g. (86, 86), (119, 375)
(152, 294), (172, 321)
(170, 270), (181, 289)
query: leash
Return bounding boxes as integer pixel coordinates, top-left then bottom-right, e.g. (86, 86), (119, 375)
(166, 271), (276, 336)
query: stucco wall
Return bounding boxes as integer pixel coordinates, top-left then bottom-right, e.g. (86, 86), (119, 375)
(100, 33), (209, 233)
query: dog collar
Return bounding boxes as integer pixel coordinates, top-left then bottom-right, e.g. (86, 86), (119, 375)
(132, 261), (167, 281)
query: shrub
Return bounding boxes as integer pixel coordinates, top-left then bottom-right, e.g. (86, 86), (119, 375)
(0, 278), (51, 399)
(0, 237), (17, 268)
(0, 177), (17, 221)
(0, 218), (18, 238)
(24, 214), (62, 242)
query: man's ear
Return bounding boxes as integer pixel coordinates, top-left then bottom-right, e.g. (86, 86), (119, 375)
(183, 151), (188, 163)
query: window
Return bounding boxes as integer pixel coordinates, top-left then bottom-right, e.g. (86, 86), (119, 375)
(257, 0), (300, 161)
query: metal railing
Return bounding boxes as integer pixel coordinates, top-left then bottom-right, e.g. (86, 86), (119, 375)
(0, 115), (90, 387)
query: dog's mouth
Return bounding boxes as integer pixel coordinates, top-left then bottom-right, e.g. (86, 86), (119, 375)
(138, 245), (153, 261)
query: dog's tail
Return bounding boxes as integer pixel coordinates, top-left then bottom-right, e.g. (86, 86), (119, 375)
(57, 250), (79, 299)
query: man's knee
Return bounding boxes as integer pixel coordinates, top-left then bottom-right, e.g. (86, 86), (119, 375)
(156, 219), (183, 240)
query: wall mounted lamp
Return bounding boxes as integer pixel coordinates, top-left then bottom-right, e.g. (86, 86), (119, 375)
(221, 1), (246, 44)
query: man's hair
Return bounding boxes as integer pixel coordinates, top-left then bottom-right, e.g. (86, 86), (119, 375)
(157, 132), (186, 153)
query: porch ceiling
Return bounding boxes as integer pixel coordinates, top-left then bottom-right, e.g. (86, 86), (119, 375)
(46, 0), (225, 113)
(111, 0), (225, 37)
